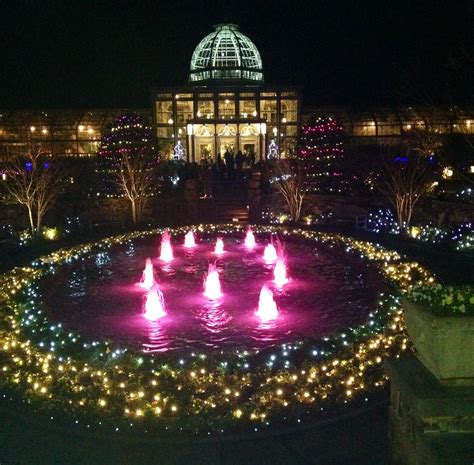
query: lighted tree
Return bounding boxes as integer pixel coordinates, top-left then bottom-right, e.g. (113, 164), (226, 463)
(98, 114), (158, 224)
(267, 139), (279, 159)
(2, 146), (64, 237)
(270, 156), (307, 222)
(376, 130), (439, 234)
(297, 116), (346, 193)
(173, 140), (185, 161)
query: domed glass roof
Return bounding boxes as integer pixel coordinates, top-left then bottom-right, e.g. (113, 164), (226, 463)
(189, 24), (264, 83)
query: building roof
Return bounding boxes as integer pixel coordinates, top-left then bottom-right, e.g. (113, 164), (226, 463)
(189, 24), (264, 84)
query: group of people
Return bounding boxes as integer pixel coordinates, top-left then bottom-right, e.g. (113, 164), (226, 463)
(216, 148), (256, 171)
(198, 149), (257, 198)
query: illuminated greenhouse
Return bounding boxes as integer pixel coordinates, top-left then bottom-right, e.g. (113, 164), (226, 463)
(189, 24), (264, 83)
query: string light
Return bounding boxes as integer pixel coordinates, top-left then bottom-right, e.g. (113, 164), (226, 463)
(0, 224), (436, 435)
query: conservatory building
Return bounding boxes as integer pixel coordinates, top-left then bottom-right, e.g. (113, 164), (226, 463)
(152, 23), (301, 162)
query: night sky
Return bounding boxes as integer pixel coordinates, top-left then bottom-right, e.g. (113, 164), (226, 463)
(1, 0), (472, 109)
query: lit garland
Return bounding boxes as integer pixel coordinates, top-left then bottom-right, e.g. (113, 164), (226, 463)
(368, 209), (473, 250)
(0, 217), (83, 248)
(0, 225), (436, 436)
(297, 116), (347, 194)
(261, 208), (334, 226)
(97, 114), (159, 197)
(451, 222), (474, 251)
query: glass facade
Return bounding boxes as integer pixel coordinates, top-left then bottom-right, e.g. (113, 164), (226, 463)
(197, 100), (215, 119)
(0, 109), (152, 159)
(1, 105), (471, 160)
(153, 88), (301, 162)
(301, 107), (474, 144)
(1, 24), (471, 163)
(189, 24), (264, 84)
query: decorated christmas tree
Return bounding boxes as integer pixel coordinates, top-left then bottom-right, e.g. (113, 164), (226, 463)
(98, 114), (158, 196)
(267, 139), (280, 159)
(297, 116), (347, 194)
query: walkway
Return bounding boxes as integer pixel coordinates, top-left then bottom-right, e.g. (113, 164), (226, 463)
(0, 395), (390, 464)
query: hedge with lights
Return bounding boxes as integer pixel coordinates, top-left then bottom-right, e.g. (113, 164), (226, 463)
(0, 224), (436, 436)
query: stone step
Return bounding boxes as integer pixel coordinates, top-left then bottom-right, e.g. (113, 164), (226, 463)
(216, 207), (249, 223)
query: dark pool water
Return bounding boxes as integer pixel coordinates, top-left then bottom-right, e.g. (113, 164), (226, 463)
(39, 234), (382, 353)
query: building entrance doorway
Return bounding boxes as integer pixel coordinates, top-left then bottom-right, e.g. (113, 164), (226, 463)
(199, 143), (213, 161)
(219, 138), (236, 157)
(240, 136), (259, 162)
(193, 136), (214, 162)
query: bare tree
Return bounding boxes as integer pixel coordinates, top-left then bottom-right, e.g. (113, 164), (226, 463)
(98, 114), (158, 226)
(117, 152), (155, 225)
(2, 146), (64, 237)
(270, 157), (307, 222)
(376, 131), (438, 234)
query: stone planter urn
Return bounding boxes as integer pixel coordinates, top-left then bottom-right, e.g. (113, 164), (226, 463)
(403, 298), (474, 386)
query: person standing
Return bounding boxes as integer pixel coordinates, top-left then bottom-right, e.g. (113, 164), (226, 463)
(236, 150), (244, 172)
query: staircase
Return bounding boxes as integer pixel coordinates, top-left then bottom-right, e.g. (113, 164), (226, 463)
(214, 197), (249, 224)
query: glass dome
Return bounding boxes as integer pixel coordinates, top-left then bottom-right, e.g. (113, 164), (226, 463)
(189, 24), (264, 83)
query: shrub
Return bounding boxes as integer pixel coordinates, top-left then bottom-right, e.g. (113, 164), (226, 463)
(406, 284), (474, 315)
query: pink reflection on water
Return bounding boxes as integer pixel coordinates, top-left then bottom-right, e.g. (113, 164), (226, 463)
(143, 285), (167, 321)
(139, 258), (155, 290)
(263, 243), (277, 263)
(160, 229), (174, 262)
(184, 230), (196, 248)
(274, 256), (288, 287)
(255, 285), (279, 322)
(244, 227), (256, 249)
(142, 316), (169, 353)
(214, 237), (224, 255)
(204, 263), (222, 300)
(200, 301), (231, 333)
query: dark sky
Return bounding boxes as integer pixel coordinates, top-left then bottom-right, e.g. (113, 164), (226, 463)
(1, 0), (472, 109)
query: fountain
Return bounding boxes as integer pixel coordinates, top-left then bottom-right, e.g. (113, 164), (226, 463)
(244, 227), (256, 249)
(143, 285), (167, 321)
(263, 242), (277, 262)
(214, 237), (224, 255)
(184, 230), (196, 248)
(274, 256), (288, 287)
(139, 258), (155, 290)
(255, 285), (279, 321)
(160, 229), (174, 262)
(7, 223), (421, 436)
(45, 226), (381, 352)
(204, 263), (222, 300)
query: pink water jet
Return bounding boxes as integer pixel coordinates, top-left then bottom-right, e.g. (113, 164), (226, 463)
(143, 285), (166, 321)
(244, 227), (256, 249)
(204, 263), (222, 300)
(139, 258), (155, 290)
(255, 285), (279, 321)
(184, 230), (196, 248)
(263, 243), (277, 262)
(214, 237), (224, 255)
(274, 256), (288, 287)
(160, 229), (174, 262)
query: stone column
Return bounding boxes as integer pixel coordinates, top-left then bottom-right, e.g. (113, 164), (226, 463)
(385, 356), (474, 464)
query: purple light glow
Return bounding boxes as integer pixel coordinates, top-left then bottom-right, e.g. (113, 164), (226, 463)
(184, 230), (196, 248)
(138, 258), (155, 290)
(160, 229), (174, 262)
(204, 263), (222, 300)
(214, 237), (224, 255)
(263, 243), (277, 262)
(244, 227), (256, 249)
(43, 235), (380, 352)
(274, 256), (288, 287)
(255, 285), (279, 322)
(143, 285), (167, 321)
